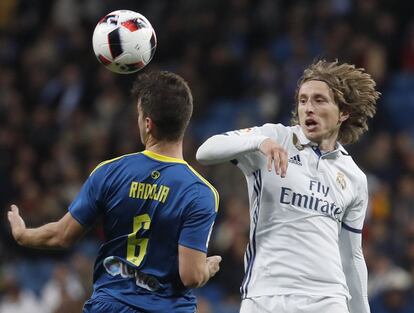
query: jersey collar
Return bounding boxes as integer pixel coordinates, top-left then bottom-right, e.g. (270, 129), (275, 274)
(292, 126), (349, 157)
(142, 150), (187, 164)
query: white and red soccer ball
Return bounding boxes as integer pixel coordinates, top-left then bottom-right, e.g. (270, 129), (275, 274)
(92, 10), (157, 74)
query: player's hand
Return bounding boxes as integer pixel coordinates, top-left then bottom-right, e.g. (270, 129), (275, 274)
(7, 204), (27, 244)
(206, 255), (222, 278)
(259, 138), (288, 177)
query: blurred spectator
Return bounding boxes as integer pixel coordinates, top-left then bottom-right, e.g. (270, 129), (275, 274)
(41, 263), (85, 313)
(370, 267), (414, 313)
(0, 267), (47, 313)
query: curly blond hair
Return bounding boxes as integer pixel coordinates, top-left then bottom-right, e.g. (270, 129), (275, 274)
(291, 60), (380, 145)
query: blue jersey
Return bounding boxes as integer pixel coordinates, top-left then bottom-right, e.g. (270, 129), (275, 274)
(69, 150), (219, 313)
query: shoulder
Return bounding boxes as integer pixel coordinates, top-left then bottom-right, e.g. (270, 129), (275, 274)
(232, 123), (289, 135)
(257, 123), (290, 136)
(90, 152), (143, 176)
(181, 165), (219, 212)
(340, 153), (368, 193)
(231, 123), (292, 146)
(260, 123), (300, 144)
(341, 152), (366, 179)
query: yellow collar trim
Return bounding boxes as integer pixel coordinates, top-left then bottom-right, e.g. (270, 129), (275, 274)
(142, 150), (187, 164)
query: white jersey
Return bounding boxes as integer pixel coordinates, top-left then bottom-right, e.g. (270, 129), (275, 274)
(198, 123), (369, 301)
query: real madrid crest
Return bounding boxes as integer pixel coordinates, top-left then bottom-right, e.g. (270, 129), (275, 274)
(292, 133), (304, 151)
(336, 172), (346, 190)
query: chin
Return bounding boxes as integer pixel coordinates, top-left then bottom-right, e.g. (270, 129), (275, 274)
(303, 131), (320, 143)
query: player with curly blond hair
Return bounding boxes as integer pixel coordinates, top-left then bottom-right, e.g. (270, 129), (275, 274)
(197, 60), (380, 313)
(291, 60), (379, 145)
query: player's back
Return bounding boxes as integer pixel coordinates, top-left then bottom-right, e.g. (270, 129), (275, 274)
(69, 150), (218, 312)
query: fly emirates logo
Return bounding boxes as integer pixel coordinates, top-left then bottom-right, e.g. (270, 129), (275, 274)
(280, 180), (343, 222)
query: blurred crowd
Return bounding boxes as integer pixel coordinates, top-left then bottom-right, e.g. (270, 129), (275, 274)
(1, 0), (414, 312)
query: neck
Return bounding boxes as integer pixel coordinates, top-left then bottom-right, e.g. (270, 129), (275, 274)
(318, 142), (335, 153)
(145, 138), (184, 160)
(317, 135), (338, 153)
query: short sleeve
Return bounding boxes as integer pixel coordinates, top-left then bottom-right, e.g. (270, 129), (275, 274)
(178, 185), (217, 253)
(68, 165), (107, 227)
(342, 177), (368, 233)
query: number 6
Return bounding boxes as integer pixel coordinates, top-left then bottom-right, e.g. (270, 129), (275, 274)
(127, 214), (151, 266)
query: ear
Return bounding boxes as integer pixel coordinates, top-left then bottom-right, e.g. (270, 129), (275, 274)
(339, 111), (349, 123)
(145, 117), (153, 134)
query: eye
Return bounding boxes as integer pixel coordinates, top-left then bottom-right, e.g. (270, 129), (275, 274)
(299, 98), (307, 105)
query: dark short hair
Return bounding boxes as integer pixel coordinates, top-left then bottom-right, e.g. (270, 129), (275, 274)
(131, 71), (193, 141)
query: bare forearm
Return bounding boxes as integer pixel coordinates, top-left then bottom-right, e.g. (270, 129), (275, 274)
(180, 263), (210, 289)
(194, 256), (222, 288)
(179, 246), (221, 289)
(9, 207), (86, 250)
(194, 263), (213, 288)
(17, 222), (68, 249)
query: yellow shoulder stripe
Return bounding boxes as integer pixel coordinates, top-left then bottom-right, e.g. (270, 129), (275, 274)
(142, 150), (187, 164)
(90, 152), (141, 176)
(142, 151), (219, 211)
(90, 150), (219, 212)
(187, 165), (219, 212)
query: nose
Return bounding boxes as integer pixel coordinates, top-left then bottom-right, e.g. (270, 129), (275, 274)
(304, 99), (314, 114)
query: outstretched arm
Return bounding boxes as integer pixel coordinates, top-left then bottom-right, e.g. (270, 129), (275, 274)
(196, 132), (269, 165)
(8, 204), (87, 249)
(197, 131), (288, 176)
(339, 227), (370, 313)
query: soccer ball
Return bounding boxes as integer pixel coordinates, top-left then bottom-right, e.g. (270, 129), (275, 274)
(92, 10), (157, 74)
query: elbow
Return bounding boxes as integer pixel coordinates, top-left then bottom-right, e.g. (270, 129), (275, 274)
(55, 229), (77, 249)
(58, 238), (73, 249)
(179, 263), (207, 289)
(58, 233), (77, 249)
(178, 245), (212, 289)
(196, 147), (209, 165)
(180, 272), (205, 289)
(50, 235), (72, 249)
(15, 235), (26, 247)
(196, 138), (219, 165)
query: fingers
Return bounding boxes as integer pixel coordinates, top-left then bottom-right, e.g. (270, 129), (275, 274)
(207, 255), (222, 268)
(208, 255), (222, 263)
(267, 149), (287, 177)
(207, 255), (222, 277)
(279, 150), (288, 178)
(273, 153), (281, 175)
(6, 204), (28, 246)
(259, 139), (288, 177)
(10, 204), (19, 214)
(8, 204), (19, 221)
(8, 204), (25, 229)
(267, 154), (273, 172)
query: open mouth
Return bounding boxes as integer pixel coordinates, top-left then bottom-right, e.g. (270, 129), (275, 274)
(305, 118), (318, 128)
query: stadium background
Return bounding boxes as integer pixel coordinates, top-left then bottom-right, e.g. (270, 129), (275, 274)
(1, 0), (414, 312)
